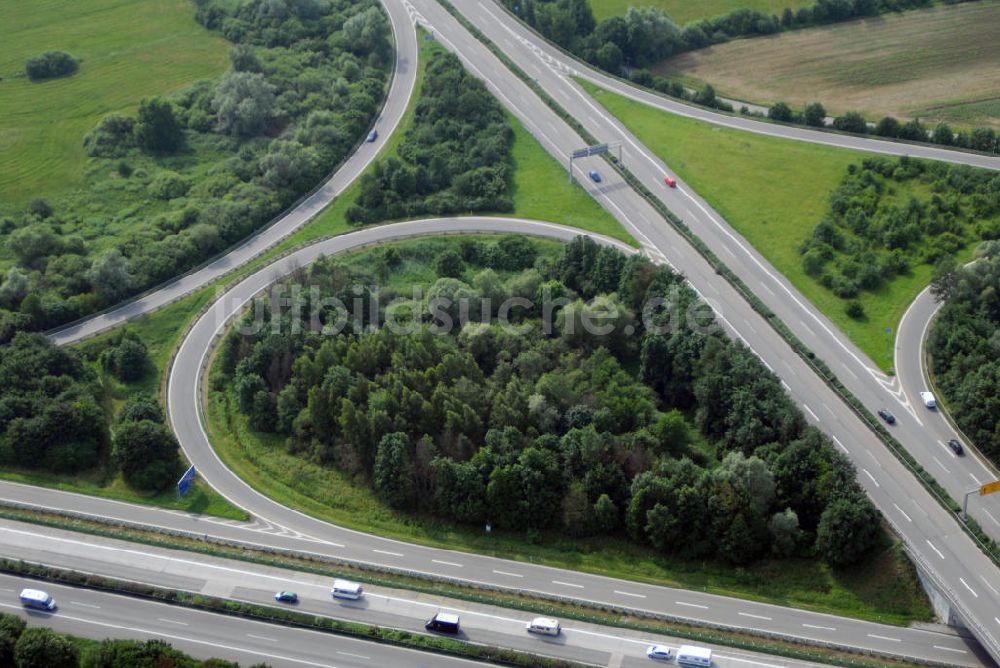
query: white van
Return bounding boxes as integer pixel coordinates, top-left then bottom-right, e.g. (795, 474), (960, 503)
(19, 588), (56, 611)
(677, 645), (712, 667)
(526, 617), (561, 636)
(330, 579), (363, 600)
(920, 391), (936, 409)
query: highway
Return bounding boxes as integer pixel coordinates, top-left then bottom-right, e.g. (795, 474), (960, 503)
(0, 572), (489, 668)
(15, 0), (997, 664)
(0, 517), (852, 668)
(896, 284), (1000, 517)
(48, 0), (419, 347)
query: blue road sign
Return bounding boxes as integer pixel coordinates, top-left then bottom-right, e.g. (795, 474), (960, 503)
(177, 465), (197, 498)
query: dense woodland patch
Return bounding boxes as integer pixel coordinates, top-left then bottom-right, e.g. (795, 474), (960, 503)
(0, 0), (391, 341)
(347, 51), (514, 225)
(800, 157), (1000, 319)
(219, 237), (883, 567)
(928, 241), (1000, 463)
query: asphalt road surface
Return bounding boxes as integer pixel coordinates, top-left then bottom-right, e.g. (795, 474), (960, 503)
(0, 518), (857, 668)
(0, 571), (492, 668)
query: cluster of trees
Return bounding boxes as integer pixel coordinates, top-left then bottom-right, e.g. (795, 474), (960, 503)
(347, 52), (513, 225)
(0, 0), (391, 341)
(0, 333), (108, 474)
(0, 615), (245, 667)
(219, 236), (882, 566)
(755, 102), (1000, 155)
(24, 50), (79, 81)
(928, 242), (1000, 464)
(112, 393), (182, 492)
(502, 0), (957, 71)
(800, 157), (1000, 317)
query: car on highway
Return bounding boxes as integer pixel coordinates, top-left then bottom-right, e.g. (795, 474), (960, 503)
(19, 588), (56, 611)
(425, 612), (460, 634)
(664, 175), (677, 188)
(920, 391), (936, 409)
(366, 129), (378, 142)
(274, 591), (298, 603)
(646, 645), (672, 660)
(526, 617), (561, 636)
(588, 170), (601, 183)
(948, 439), (964, 456)
(877, 408), (896, 424)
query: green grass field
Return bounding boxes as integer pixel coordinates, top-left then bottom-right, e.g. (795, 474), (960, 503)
(589, 0), (813, 24)
(658, 2), (1000, 129)
(0, 0), (229, 205)
(200, 237), (931, 624)
(577, 79), (935, 371)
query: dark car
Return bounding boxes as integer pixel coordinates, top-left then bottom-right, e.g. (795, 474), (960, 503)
(588, 170), (601, 183)
(425, 612), (460, 634)
(274, 591), (298, 603)
(366, 129), (378, 143)
(877, 408), (896, 425)
(948, 439), (964, 456)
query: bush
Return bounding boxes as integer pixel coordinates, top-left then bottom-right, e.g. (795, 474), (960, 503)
(873, 116), (901, 138)
(25, 51), (78, 81)
(803, 102), (826, 127)
(832, 111), (868, 134)
(83, 114), (135, 158)
(767, 101), (794, 122)
(14, 627), (79, 668)
(148, 171), (191, 200)
(100, 332), (149, 382)
(135, 98), (183, 153)
(0, 613), (26, 666)
(844, 300), (865, 319)
(112, 419), (182, 491)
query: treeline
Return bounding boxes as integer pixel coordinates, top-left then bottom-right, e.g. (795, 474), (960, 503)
(347, 51), (513, 225)
(502, 0), (965, 71)
(928, 242), (1000, 463)
(752, 101), (1000, 155)
(800, 156), (1000, 319)
(0, 0), (391, 341)
(0, 331), (181, 492)
(0, 613), (251, 667)
(219, 237), (882, 567)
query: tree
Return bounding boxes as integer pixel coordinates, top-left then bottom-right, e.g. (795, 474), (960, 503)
(112, 420), (181, 491)
(815, 495), (880, 566)
(929, 254), (958, 302)
(342, 6), (389, 57)
(969, 127), (997, 153)
(100, 335), (149, 381)
(769, 508), (802, 557)
(897, 119), (926, 142)
(83, 114), (135, 157)
(832, 111), (868, 134)
(118, 394), (164, 424)
(373, 432), (414, 509)
(693, 83), (717, 108)
(25, 51), (78, 80)
(768, 101), (794, 122)
(259, 140), (320, 191)
(0, 613), (26, 666)
(873, 116), (901, 138)
(595, 41), (623, 72)
(0, 267), (30, 307)
(592, 493), (618, 532)
(135, 98), (183, 153)
(213, 70), (277, 137)
(229, 44), (262, 72)
(9, 224), (63, 269)
(436, 250), (465, 278)
(14, 627), (79, 668)
(803, 102), (826, 127)
(931, 123), (954, 146)
(87, 249), (132, 303)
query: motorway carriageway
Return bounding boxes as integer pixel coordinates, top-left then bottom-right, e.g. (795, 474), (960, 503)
(0, 518), (932, 668)
(0, 487), (984, 667)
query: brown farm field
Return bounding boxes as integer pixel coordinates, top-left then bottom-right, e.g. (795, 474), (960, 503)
(656, 1), (1000, 128)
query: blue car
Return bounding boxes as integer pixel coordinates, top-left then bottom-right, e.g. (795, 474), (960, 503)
(366, 129), (378, 143)
(588, 170), (601, 183)
(274, 591), (298, 603)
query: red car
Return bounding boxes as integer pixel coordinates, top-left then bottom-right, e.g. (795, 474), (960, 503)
(664, 175), (677, 188)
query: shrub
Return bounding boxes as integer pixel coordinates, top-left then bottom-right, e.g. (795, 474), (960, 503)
(768, 101), (794, 122)
(14, 627), (78, 668)
(844, 300), (865, 319)
(832, 111), (868, 134)
(135, 98), (183, 153)
(83, 114), (135, 157)
(25, 51), (78, 81)
(148, 171), (191, 200)
(803, 102), (826, 127)
(112, 419), (182, 491)
(873, 116), (901, 138)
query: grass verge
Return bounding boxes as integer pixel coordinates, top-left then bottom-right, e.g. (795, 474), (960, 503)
(576, 78), (942, 371)
(0, 505), (925, 667)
